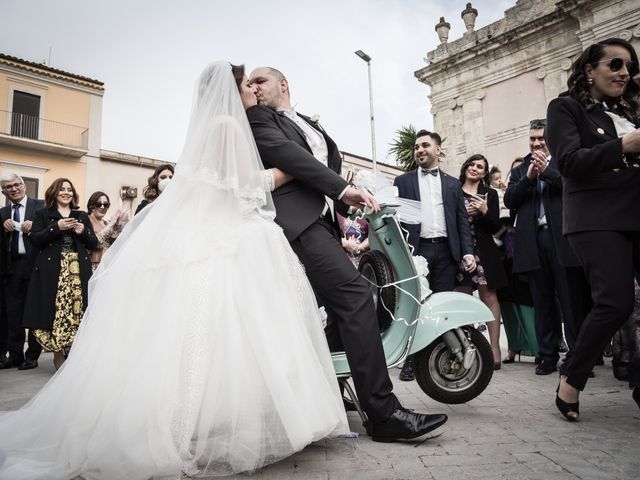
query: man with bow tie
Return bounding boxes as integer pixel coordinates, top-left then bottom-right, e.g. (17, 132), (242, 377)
(393, 129), (476, 381)
(247, 67), (448, 442)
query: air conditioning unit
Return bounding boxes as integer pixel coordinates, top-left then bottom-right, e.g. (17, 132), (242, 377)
(120, 186), (138, 199)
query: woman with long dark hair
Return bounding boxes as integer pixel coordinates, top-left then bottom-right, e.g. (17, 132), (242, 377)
(134, 163), (175, 215)
(547, 37), (640, 420)
(22, 178), (97, 369)
(455, 154), (508, 369)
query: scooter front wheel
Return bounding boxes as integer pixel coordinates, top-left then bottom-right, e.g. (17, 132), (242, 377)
(414, 326), (493, 404)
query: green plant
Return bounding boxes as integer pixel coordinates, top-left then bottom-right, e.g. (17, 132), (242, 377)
(388, 125), (417, 172)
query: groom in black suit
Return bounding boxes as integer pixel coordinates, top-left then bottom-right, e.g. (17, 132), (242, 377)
(393, 130), (476, 381)
(246, 66), (447, 442)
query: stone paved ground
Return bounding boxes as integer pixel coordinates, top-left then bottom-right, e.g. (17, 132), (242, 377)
(1, 343), (639, 480)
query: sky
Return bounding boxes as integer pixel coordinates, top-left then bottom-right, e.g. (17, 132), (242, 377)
(1, 0), (515, 165)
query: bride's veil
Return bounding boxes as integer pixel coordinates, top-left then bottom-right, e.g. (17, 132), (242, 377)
(92, 60), (274, 281)
(177, 60), (275, 214)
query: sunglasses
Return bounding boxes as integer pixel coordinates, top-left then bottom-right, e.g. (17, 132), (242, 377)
(95, 202), (110, 208)
(595, 57), (639, 75)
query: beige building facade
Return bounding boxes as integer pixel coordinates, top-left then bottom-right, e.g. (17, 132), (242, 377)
(0, 53), (168, 216)
(416, 0), (640, 175)
(0, 52), (400, 218)
(340, 151), (404, 183)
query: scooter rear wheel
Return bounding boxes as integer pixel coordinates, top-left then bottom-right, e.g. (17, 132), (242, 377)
(414, 326), (493, 404)
(358, 250), (396, 332)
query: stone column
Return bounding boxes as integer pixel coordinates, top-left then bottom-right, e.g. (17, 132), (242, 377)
(461, 91), (485, 163)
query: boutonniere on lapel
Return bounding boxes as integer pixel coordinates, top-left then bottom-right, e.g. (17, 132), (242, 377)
(307, 114), (327, 135)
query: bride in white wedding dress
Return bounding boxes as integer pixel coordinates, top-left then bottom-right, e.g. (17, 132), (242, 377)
(0, 61), (348, 480)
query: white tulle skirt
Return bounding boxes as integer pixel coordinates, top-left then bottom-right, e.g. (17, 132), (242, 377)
(0, 175), (349, 479)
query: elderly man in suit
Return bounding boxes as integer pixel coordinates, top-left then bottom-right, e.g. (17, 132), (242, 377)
(504, 119), (590, 376)
(246, 66), (448, 442)
(0, 173), (44, 370)
(393, 130), (476, 381)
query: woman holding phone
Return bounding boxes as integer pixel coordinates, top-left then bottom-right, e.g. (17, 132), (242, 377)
(456, 154), (508, 369)
(22, 178), (97, 369)
(547, 37), (640, 420)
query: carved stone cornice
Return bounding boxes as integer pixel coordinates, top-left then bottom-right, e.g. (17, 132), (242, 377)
(417, 19), (579, 86)
(427, 42), (582, 113)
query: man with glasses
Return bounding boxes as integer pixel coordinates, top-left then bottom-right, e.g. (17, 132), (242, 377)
(0, 173), (44, 370)
(504, 120), (590, 376)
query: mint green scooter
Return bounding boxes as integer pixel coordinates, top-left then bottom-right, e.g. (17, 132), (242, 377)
(334, 205), (494, 421)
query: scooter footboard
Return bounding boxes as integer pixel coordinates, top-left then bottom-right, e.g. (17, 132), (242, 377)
(409, 291), (493, 355)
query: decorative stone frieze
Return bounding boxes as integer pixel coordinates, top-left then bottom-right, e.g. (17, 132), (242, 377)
(620, 29), (633, 41)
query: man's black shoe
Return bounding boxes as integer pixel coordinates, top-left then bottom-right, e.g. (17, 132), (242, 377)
(18, 359), (38, 370)
(535, 360), (557, 375)
(366, 408), (447, 443)
(0, 356), (23, 369)
(399, 359), (415, 381)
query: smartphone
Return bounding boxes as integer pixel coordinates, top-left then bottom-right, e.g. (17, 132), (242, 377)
(69, 210), (81, 220)
(475, 193), (486, 200)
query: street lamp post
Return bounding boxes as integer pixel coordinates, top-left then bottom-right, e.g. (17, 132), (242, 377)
(354, 49), (377, 174)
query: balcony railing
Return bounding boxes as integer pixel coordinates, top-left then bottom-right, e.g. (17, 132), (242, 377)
(0, 110), (88, 150)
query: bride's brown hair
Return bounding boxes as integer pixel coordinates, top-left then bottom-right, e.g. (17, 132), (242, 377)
(231, 64), (245, 91)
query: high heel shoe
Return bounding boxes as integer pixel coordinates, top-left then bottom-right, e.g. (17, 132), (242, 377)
(633, 387), (640, 409)
(555, 384), (579, 421)
(503, 351), (520, 364)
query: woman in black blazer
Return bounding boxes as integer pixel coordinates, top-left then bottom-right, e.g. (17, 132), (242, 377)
(456, 154), (508, 370)
(547, 37), (640, 420)
(22, 178), (97, 369)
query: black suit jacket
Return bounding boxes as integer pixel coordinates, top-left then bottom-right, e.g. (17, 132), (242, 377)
(546, 95), (640, 234)
(0, 197), (45, 272)
(247, 105), (349, 241)
(504, 153), (580, 273)
(393, 169), (473, 262)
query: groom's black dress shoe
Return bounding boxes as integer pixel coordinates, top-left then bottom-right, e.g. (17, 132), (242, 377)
(366, 408), (447, 443)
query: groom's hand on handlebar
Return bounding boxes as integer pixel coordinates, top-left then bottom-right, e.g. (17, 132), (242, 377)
(341, 186), (380, 213)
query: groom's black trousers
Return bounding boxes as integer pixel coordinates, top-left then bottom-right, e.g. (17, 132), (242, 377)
(290, 218), (400, 423)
